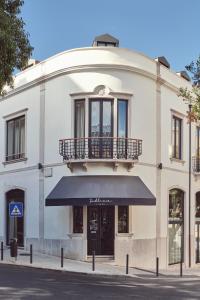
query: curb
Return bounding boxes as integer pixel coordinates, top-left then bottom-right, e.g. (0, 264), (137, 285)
(0, 260), (135, 280)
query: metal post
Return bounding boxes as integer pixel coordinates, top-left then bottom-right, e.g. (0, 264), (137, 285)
(92, 250), (95, 271)
(156, 257), (159, 277)
(180, 259), (183, 277)
(30, 244), (33, 264)
(189, 103), (192, 268)
(1, 242), (3, 261)
(126, 254), (129, 274)
(61, 247), (64, 268)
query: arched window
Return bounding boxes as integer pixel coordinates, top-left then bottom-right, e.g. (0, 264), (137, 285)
(6, 189), (25, 247)
(168, 189), (184, 265)
(195, 192), (200, 263)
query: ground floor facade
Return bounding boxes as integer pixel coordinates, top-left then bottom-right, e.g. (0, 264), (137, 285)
(0, 164), (200, 269)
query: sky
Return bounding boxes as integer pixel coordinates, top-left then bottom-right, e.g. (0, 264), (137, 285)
(21, 0), (200, 73)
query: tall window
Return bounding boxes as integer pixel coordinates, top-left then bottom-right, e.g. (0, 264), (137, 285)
(117, 100), (128, 138)
(117, 100), (128, 159)
(118, 206), (129, 233)
(195, 192), (200, 263)
(6, 115), (25, 161)
(168, 189), (184, 264)
(73, 206), (83, 233)
(172, 116), (182, 159)
(74, 100), (85, 159)
(196, 127), (200, 157)
(89, 99), (113, 158)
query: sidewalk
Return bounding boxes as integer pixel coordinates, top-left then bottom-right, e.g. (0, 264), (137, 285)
(1, 248), (200, 279)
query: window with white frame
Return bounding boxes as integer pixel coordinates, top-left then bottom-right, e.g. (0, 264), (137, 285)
(6, 115), (25, 161)
(172, 115), (182, 160)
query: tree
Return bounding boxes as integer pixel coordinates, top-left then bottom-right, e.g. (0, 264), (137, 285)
(179, 56), (200, 122)
(0, 0), (33, 96)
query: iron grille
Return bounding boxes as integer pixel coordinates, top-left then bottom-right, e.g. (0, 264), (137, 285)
(59, 137), (142, 161)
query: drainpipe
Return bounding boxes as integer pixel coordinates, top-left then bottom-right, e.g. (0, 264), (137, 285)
(188, 103), (192, 268)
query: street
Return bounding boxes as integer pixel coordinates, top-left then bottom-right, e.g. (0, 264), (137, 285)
(0, 265), (200, 299)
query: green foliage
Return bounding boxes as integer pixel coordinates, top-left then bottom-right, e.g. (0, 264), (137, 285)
(179, 56), (200, 121)
(0, 0), (33, 96)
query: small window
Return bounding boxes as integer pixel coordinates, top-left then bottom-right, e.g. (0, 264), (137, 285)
(118, 206), (129, 233)
(73, 206), (83, 233)
(172, 116), (182, 159)
(6, 115), (25, 161)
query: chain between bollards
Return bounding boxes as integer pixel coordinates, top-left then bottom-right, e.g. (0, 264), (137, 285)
(126, 254), (129, 274)
(30, 244), (33, 264)
(156, 257), (159, 277)
(1, 242), (3, 261)
(61, 248), (64, 268)
(92, 251), (95, 271)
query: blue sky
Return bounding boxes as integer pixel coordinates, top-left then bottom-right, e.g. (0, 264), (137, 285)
(21, 0), (200, 73)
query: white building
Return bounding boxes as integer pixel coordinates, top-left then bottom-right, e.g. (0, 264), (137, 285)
(0, 34), (200, 269)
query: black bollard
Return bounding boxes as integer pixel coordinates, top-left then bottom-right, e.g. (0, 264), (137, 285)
(30, 244), (33, 264)
(156, 257), (159, 277)
(92, 251), (95, 271)
(61, 248), (64, 268)
(180, 259), (183, 277)
(126, 254), (129, 274)
(1, 242), (3, 261)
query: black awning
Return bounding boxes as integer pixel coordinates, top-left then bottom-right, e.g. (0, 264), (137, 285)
(45, 176), (156, 206)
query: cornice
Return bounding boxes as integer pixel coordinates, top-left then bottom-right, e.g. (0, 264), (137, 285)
(0, 64), (156, 101)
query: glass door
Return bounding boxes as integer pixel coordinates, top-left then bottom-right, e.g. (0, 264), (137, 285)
(89, 99), (113, 158)
(87, 206), (114, 255)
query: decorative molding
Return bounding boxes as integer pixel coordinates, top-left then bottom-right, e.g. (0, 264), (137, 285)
(3, 108), (28, 119)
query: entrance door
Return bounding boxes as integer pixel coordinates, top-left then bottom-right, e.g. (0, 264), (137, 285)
(87, 206), (114, 255)
(89, 99), (113, 158)
(6, 189), (24, 247)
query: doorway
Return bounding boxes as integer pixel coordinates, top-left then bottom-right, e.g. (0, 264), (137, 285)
(6, 189), (24, 247)
(87, 206), (114, 256)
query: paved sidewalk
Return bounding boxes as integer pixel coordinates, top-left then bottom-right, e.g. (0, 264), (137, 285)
(1, 248), (200, 279)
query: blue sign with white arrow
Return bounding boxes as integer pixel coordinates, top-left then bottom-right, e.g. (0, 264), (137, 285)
(9, 202), (23, 217)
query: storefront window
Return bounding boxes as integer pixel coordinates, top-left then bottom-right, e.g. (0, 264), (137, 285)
(73, 206), (83, 233)
(168, 189), (184, 265)
(118, 206), (129, 233)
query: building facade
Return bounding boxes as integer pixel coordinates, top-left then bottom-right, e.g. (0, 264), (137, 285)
(0, 34), (200, 269)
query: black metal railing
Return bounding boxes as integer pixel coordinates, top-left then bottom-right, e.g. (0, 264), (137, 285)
(59, 137), (142, 161)
(193, 156), (200, 173)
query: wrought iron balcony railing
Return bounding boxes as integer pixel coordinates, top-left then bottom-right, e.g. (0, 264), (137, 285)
(193, 156), (200, 173)
(59, 137), (142, 161)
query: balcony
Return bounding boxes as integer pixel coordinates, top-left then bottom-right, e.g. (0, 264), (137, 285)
(193, 156), (200, 173)
(59, 137), (142, 171)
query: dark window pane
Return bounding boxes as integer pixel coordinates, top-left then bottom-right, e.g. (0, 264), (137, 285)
(172, 116), (182, 159)
(75, 100), (85, 159)
(118, 100), (128, 138)
(197, 127), (200, 157)
(75, 100), (85, 138)
(73, 206), (83, 233)
(169, 189), (184, 220)
(118, 206), (128, 233)
(196, 192), (200, 218)
(6, 115), (25, 161)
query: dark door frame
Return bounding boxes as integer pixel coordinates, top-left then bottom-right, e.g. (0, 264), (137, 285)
(87, 205), (115, 256)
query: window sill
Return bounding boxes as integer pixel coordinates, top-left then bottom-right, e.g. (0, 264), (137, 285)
(170, 157), (185, 165)
(68, 233), (83, 239)
(115, 233), (134, 238)
(3, 157), (28, 165)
